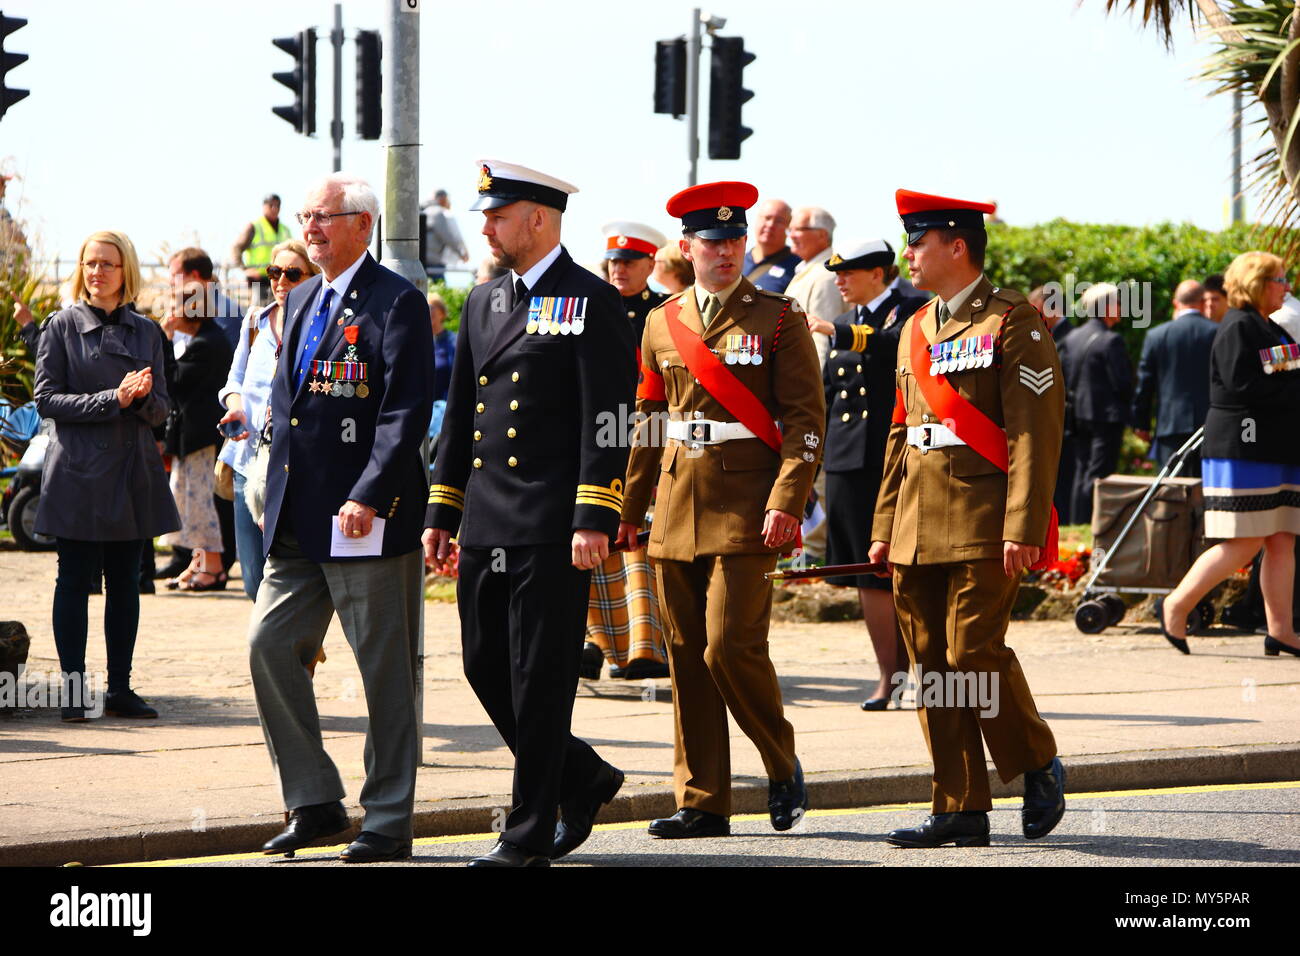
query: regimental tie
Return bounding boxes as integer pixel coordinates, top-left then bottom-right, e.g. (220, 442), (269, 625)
(1260, 342), (1300, 374)
(295, 287), (334, 391)
(702, 293), (721, 328)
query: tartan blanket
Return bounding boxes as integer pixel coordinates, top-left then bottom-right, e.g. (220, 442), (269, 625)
(585, 549), (667, 666)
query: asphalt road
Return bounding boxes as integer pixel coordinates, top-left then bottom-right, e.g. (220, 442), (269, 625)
(138, 780), (1300, 868)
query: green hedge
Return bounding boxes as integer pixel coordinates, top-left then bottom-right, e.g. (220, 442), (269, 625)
(428, 281), (470, 333)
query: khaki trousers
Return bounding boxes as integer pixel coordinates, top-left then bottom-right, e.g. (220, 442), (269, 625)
(893, 559), (1057, 813)
(656, 553), (796, 816)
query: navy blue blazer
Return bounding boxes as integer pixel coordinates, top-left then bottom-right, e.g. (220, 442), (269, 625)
(1062, 317), (1134, 423)
(1130, 310), (1218, 436)
(262, 254), (434, 562)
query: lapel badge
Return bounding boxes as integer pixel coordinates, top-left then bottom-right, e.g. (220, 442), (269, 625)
(343, 325), (360, 345)
(970, 299), (982, 309)
(349, 290), (358, 300)
(1031, 329), (1042, 341)
(742, 294), (753, 303)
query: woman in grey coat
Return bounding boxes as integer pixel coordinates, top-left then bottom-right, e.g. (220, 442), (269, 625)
(34, 230), (180, 721)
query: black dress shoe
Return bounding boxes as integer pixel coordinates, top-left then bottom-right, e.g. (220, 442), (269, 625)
(262, 801), (350, 854)
(648, 808), (730, 839)
(609, 658), (670, 680)
(861, 697), (890, 711)
(1158, 610), (1189, 654)
(768, 758), (807, 831)
(580, 642), (604, 680)
(553, 761), (624, 859)
(886, 811), (990, 848)
(1264, 635), (1300, 657)
(339, 830), (412, 863)
(1022, 757), (1066, 839)
(468, 840), (550, 867)
(104, 689), (158, 718)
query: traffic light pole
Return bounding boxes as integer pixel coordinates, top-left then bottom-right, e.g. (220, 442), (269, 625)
(380, 0), (422, 289)
(331, 4), (343, 173)
(686, 8), (701, 187)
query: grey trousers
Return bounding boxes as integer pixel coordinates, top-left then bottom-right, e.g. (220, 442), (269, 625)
(247, 532), (422, 839)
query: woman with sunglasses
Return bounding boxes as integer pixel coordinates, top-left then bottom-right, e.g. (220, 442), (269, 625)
(217, 240), (319, 599)
(34, 230), (180, 720)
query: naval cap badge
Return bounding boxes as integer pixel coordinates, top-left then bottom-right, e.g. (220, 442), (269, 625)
(477, 165), (493, 192)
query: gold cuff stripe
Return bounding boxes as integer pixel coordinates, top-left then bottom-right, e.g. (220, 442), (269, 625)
(851, 325), (872, 354)
(428, 495), (464, 511)
(575, 489), (624, 507)
(575, 495), (624, 514)
(428, 484), (465, 509)
(577, 480), (624, 497)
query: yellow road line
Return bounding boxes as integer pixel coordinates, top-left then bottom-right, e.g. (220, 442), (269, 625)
(119, 779), (1300, 867)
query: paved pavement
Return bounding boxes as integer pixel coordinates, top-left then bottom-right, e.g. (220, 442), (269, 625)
(1, 548), (1298, 866)
(149, 781), (1300, 867)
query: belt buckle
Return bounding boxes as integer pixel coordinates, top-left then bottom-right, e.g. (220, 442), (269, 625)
(918, 423), (934, 453)
(690, 421), (714, 444)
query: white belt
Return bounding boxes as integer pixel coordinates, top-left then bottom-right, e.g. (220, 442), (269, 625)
(665, 419), (757, 445)
(906, 423), (966, 452)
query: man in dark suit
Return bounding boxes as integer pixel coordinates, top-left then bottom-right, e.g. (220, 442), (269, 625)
(806, 239), (926, 709)
(249, 173), (433, 863)
(1062, 283), (1134, 525)
(424, 160), (636, 867)
(1132, 279), (1219, 475)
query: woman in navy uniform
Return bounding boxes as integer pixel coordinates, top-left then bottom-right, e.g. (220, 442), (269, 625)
(807, 240), (927, 709)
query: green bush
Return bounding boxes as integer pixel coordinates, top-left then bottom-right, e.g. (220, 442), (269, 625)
(982, 219), (1259, 363)
(429, 281), (470, 333)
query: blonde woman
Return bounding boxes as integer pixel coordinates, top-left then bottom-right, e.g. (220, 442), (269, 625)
(34, 230), (180, 720)
(1161, 251), (1300, 656)
(217, 239), (318, 599)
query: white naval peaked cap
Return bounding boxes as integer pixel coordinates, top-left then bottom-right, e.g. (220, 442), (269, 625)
(825, 238), (896, 272)
(472, 158), (579, 212)
(601, 221), (669, 259)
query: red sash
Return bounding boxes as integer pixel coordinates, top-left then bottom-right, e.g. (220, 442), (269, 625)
(663, 296), (801, 554)
(664, 298), (784, 453)
(907, 303), (1058, 570)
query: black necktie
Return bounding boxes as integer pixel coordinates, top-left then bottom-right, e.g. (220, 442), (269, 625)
(514, 278), (528, 310)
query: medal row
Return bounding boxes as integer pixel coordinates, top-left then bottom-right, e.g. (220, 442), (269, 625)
(526, 296), (589, 336)
(308, 378), (370, 398)
(930, 334), (994, 375)
(1259, 343), (1300, 375)
(723, 333), (765, 366)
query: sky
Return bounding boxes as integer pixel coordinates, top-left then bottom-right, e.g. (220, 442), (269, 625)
(0, 0), (1267, 285)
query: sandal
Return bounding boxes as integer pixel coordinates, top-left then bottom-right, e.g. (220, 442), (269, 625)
(165, 554), (201, 591)
(181, 569), (228, 592)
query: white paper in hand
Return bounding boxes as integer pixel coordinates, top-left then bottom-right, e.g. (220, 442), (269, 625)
(330, 517), (386, 557)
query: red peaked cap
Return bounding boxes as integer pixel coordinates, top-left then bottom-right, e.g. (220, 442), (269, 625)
(666, 181), (759, 239)
(896, 189), (996, 242)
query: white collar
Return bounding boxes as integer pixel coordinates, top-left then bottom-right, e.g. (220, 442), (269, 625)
(511, 243), (563, 292)
(323, 251), (368, 301)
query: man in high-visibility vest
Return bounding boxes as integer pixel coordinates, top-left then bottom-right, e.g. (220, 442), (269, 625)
(231, 193), (293, 302)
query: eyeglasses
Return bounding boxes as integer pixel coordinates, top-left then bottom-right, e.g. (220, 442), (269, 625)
(296, 210), (363, 226)
(82, 260), (121, 272)
(266, 266), (305, 282)
(1268, 276), (1291, 285)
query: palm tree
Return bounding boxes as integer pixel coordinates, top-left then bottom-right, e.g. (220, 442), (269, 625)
(1103, 0), (1300, 254)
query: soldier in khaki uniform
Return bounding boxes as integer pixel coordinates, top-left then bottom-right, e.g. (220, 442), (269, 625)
(618, 181), (825, 838)
(868, 190), (1066, 848)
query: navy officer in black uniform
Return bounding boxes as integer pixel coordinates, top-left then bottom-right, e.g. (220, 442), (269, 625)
(806, 239), (926, 710)
(423, 160), (637, 867)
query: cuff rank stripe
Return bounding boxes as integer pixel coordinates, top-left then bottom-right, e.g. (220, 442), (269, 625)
(576, 480), (625, 513)
(428, 484), (465, 510)
(851, 325), (873, 354)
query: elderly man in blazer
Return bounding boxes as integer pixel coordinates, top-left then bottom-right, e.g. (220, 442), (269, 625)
(250, 173), (433, 863)
(1131, 279), (1219, 474)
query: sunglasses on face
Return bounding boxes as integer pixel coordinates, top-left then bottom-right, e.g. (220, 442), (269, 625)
(266, 266), (305, 282)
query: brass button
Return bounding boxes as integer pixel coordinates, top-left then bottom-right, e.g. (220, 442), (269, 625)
(856, 364), (863, 373)
(837, 368), (845, 377)
(627, 310), (636, 319)
(841, 412), (851, 422)
(479, 375), (488, 386)
(512, 372), (520, 382)
(290, 417), (299, 426)
(859, 387), (866, 396)
(283, 464), (289, 473)
(510, 400), (519, 411)
(861, 410), (868, 419)
(508, 456), (518, 468)
(473, 458), (483, 469)
(473, 430), (482, 441)
(829, 350), (838, 358)
(922, 414), (930, 423)
(507, 427), (517, 438)
(839, 390), (848, 399)
(476, 402), (485, 413)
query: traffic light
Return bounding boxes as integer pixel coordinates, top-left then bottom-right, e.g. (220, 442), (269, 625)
(654, 38), (686, 118)
(1, 12), (28, 121)
(708, 36), (754, 160)
(356, 29), (381, 141)
(271, 29), (316, 135)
